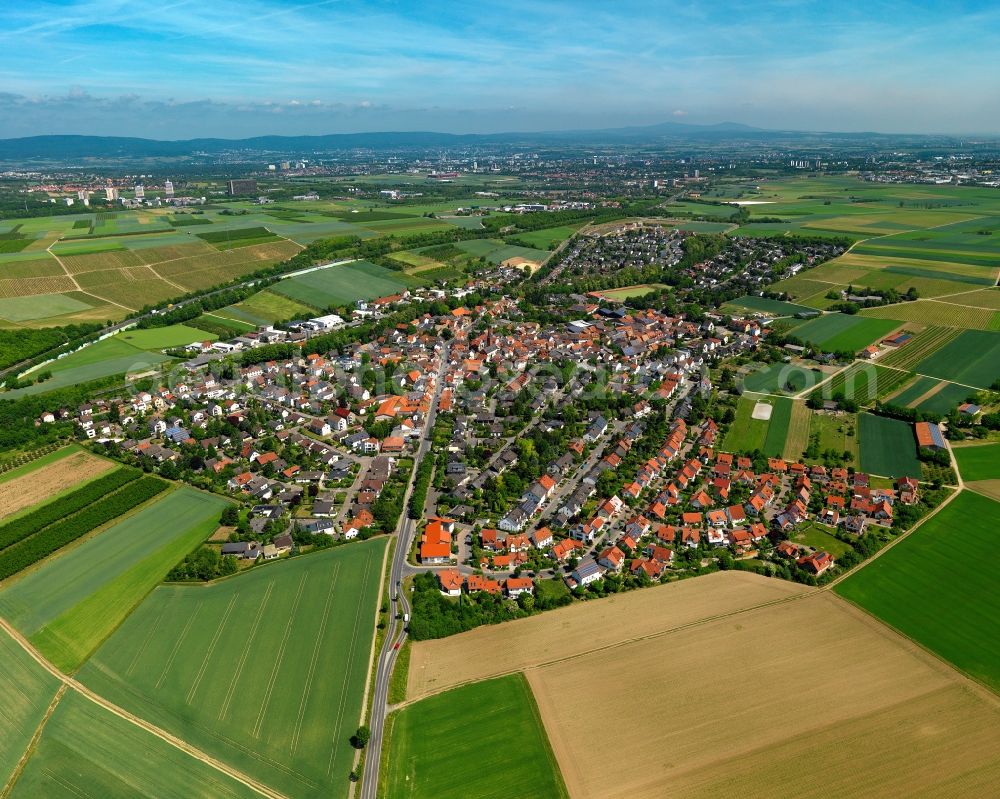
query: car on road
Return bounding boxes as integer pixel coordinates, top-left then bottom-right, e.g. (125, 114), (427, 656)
(394, 642), (401, 650)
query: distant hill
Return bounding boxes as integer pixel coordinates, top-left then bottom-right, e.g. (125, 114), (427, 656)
(0, 121), (960, 161)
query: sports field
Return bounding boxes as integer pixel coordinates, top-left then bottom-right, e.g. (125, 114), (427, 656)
(789, 313), (899, 352)
(0, 626), (61, 787)
(589, 283), (667, 301)
(912, 329), (1000, 389)
(272, 260), (423, 308)
(836, 491), (1000, 692)
(7, 691), (260, 799)
(723, 295), (816, 316)
(383, 674), (568, 799)
(0, 487), (229, 671)
(858, 413), (921, 477)
(79, 538), (387, 798)
(0, 448), (113, 521)
(953, 443), (1000, 482)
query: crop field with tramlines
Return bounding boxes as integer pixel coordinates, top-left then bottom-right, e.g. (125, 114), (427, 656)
(860, 300), (1000, 331)
(878, 326), (962, 370)
(78, 538), (386, 799)
(821, 362), (912, 404)
(0, 485), (223, 671)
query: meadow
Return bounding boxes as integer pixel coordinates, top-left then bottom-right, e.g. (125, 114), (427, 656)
(272, 260), (424, 308)
(7, 692), (260, 799)
(508, 224), (584, 249)
(809, 411), (860, 467)
(217, 288), (319, 325)
(383, 674), (568, 799)
(0, 487), (228, 672)
(721, 394), (769, 452)
(858, 413), (921, 477)
(888, 377), (972, 414)
(78, 538), (387, 799)
(741, 361), (823, 395)
(836, 490), (1000, 692)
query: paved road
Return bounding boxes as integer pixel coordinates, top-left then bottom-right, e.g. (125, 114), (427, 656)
(359, 343), (450, 799)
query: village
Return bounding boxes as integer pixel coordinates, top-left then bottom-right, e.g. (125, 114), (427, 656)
(48, 252), (924, 608)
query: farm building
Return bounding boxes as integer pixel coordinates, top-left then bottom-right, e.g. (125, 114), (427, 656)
(915, 421), (947, 452)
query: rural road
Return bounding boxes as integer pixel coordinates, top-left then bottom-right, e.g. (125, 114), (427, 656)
(359, 342), (450, 799)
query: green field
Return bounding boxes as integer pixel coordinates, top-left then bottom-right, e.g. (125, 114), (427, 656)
(79, 539), (386, 799)
(219, 289), (319, 325)
(913, 330), (1000, 389)
(762, 396), (793, 457)
(0, 293), (94, 322)
(954, 443), (1000, 482)
(273, 260), (422, 308)
(722, 393), (772, 453)
(383, 674), (568, 799)
(836, 491), (1000, 692)
(0, 626), (61, 785)
(790, 313), (899, 353)
(509, 224), (585, 249)
(821, 363), (912, 404)
(858, 413), (921, 477)
(115, 324), (217, 349)
(8, 691), (259, 799)
(0, 487), (229, 671)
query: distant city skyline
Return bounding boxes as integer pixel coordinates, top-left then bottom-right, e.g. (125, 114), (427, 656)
(1, 0), (999, 138)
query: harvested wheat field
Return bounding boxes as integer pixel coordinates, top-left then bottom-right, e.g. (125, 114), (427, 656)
(0, 450), (113, 520)
(525, 591), (1000, 799)
(407, 571), (809, 698)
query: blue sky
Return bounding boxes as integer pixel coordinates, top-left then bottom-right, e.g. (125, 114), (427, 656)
(1, 0), (998, 138)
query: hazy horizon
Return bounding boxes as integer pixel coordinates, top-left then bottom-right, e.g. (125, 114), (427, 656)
(2, 0), (999, 139)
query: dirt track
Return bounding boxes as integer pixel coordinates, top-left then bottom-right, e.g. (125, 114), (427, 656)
(0, 453), (113, 521)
